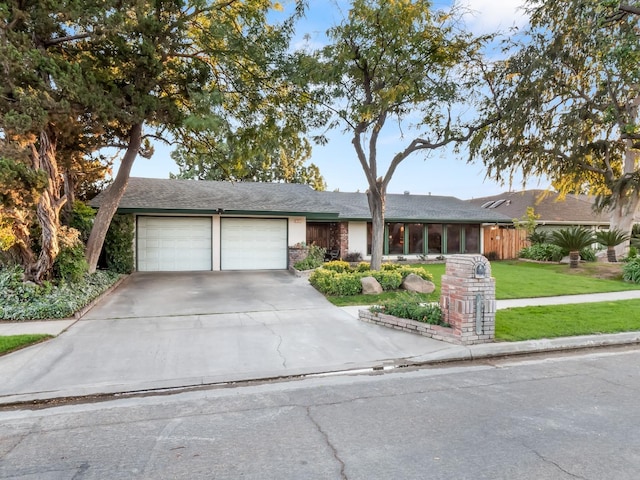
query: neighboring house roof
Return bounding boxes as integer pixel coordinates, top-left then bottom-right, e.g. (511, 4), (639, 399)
(467, 190), (609, 226)
(90, 177), (511, 223)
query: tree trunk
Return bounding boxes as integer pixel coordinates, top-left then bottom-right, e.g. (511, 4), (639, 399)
(367, 186), (386, 271)
(607, 246), (617, 263)
(28, 126), (66, 283)
(569, 250), (580, 268)
(86, 123), (143, 273)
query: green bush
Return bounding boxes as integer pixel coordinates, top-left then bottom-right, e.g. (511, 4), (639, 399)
(69, 201), (95, 243)
(355, 261), (371, 272)
(102, 214), (134, 274)
(0, 267), (121, 320)
(323, 260), (352, 273)
(373, 293), (445, 325)
(294, 244), (326, 271)
(54, 243), (88, 283)
(309, 269), (362, 295)
(371, 270), (403, 290)
(396, 266), (433, 282)
(579, 247), (597, 262)
(519, 243), (564, 262)
(623, 257), (640, 284)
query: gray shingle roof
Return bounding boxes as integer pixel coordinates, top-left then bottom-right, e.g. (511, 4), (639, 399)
(467, 190), (609, 225)
(91, 177), (511, 223)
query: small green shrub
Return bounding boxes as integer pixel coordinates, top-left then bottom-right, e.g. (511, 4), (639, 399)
(528, 229), (549, 245)
(294, 245), (326, 271)
(355, 261), (371, 272)
(309, 269), (362, 295)
(371, 270), (403, 291)
(323, 260), (352, 273)
(344, 251), (362, 262)
(485, 251), (499, 261)
(54, 243), (88, 283)
(519, 243), (564, 262)
(102, 214), (134, 274)
(396, 266), (433, 282)
(69, 201), (95, 243)
(373, 293), (445, 325)
(579, 247), (597, 262)
(623, 257), (640, 284)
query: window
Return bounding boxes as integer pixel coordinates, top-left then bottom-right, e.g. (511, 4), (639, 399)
(387, 223), (404, 254)
(428, 225), (442, 254)
(407, 224), (424, 254)
(447, 224), (461, 254)
(464, 225), (480, 253)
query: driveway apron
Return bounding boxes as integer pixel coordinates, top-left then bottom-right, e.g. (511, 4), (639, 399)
(0, 271), (452, 403)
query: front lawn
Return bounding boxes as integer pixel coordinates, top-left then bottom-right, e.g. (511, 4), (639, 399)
(326, 261), (640, 306)
(0, 334), (51, 356)
(495, 299), (640, 341)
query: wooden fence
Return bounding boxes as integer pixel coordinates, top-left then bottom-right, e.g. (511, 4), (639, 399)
(483, 227), (529, 260)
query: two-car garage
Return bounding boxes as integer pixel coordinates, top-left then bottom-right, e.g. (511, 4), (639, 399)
(136, 216), (288, 272)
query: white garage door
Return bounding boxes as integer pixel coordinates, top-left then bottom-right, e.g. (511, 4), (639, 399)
(221, 218), (288, 270)
(137, 217), (212, 271)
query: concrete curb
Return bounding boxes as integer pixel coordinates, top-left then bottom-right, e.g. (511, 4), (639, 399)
(406, 331), (640, 365)
(1, 332), (639, 409)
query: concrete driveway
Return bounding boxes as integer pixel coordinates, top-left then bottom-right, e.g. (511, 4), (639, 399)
(0, 271), (453, 404)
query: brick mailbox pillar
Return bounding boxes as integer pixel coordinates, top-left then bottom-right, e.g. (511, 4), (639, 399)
(440, 255), (495, 345)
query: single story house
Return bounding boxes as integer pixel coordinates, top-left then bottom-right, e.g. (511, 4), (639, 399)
(91, 177), (510, 271)
(467, 190), (610, 259)
(467, 190), (610, 230)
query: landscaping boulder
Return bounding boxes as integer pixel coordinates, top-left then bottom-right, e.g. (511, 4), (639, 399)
(361, 276), (383, 294)
(401, 273), (435, 294)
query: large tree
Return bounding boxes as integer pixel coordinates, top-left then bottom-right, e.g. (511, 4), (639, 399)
(2, 0), (312, 276)
(170, 119), (326, 191)
(471, 0), (640, 255)
(0, 0), (88, 281)
(309, 0), (492, 269)
(79, 0), (317, 272)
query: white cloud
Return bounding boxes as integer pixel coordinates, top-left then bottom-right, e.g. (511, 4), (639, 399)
(460, 0), (529, 35)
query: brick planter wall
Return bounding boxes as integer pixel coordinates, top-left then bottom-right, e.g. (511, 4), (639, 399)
(358, 309), (461, 344)
(288, 246), (309, 270)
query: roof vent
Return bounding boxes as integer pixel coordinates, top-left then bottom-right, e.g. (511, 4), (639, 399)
(404, 191), (410, 195)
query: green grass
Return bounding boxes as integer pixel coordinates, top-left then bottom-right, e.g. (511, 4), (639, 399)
(495, 299), (640, 341)
(0, 334), (51, 356)
(326, 261), (640, 306)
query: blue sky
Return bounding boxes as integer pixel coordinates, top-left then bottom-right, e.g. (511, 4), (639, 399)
(126, 0), (549, 199)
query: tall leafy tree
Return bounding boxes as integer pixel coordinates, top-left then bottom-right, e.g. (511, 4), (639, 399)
(471, 0), (640, 256)
(308, 0), (493, 269)
(170, 127), (326, 190)
(0, 0), (87, 281)
(78, 0), (316, 272)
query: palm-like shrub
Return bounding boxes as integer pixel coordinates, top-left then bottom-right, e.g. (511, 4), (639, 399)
(527, 229), (549, 245)
(550, 227), (595, 268)
(595, 228), (630, 263)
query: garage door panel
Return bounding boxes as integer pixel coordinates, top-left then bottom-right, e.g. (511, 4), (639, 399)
(221, 218), (287, 270)
(137, 217), (212, 271)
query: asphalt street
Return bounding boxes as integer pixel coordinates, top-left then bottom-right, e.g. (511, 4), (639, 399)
(1, 346), (639, 479)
